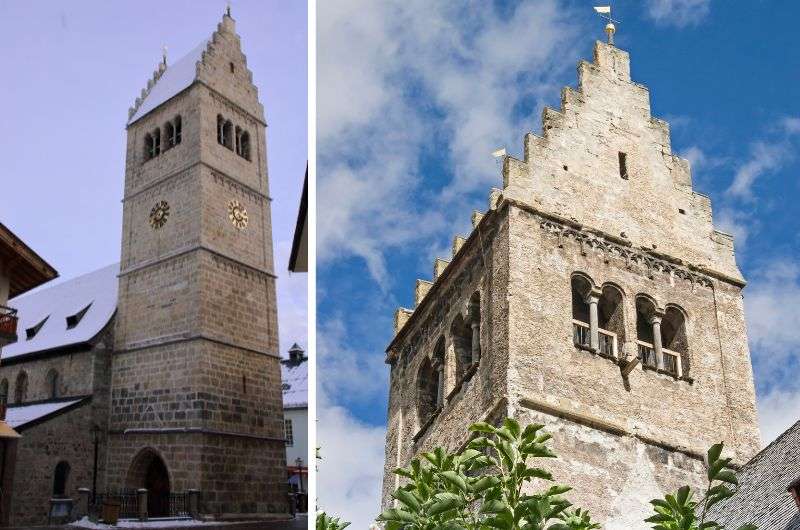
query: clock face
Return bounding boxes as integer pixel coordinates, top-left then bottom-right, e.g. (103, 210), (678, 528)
(228, 200), (248, 230)
(149, 201), (170, 229)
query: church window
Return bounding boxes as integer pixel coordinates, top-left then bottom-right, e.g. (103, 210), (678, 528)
(635, 296), (658, 369)
(618, 151), (628, 179)
(174, 115), (182, 145)
(164, 122), (175, 149)
(284, 418), (294, 446)
(229, 62), (235, 74)
(144, 133), (155, 160)
(217, 115), (225, 145)
(416, 356), (438, 427)
(46, 369), (59, 399)
(13, 371), (28, 404)
(223, 120), (233, 150)
(26, 315), (49, 340)
(153, 128), (161, 156)
(239, 131), (251, 161)
(598, 284), (625, 357)
(0, 379), (7, 403)
(450, 314), (472, 383)
(235, 126), (242, 155)
(242, 373), (247, 394)
(661, 305), (688, 377)
(66, 303), (92, 330)
(52, 461), (70, 497)
(571, 274), (592, 348)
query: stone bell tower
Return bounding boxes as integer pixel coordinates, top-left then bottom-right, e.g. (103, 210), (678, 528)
(382, 40), (761, 527)
(108, 11), (287, 515)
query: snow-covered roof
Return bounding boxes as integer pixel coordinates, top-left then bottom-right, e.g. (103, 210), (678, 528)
(281, 357), (308, 409)
(3, 264), (119, 360)
(128, 40), (209, 125)
(6, 398), (86, 429)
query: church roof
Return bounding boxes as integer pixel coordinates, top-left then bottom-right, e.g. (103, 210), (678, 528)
(3, 264), (119, 360)
(6, 397), (88, 431)
(128, 39), (210, 125)
(281, 352), (308, 409)
(708, 420), (800, 529)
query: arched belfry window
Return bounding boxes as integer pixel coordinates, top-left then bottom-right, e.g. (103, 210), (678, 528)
(234, 126), (242, 155)
(598, 284), (625, 357)
(468, 292), (481, 364)
(46, 369), (59, 399)
(571, 274), (593, 348)
(416, 357), (438, 427)
(239, 131), (251, 161)
(144, 133), (155, 160)
(661, 306), (688, 377)
(223, 120), (233, 150)
(450, 314), (472, 382)
(152, 128), (161, 156)
(53, 461), (70, 497)
(174, 115), (182, 145)
(636, 296), (658, 369)
(217, 115), (225, 145)
(14, 371), (28, 404)
(164, 122), (175, 149)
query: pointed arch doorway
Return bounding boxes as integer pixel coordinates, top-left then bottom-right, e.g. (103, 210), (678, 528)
(125, 448), (171, 517)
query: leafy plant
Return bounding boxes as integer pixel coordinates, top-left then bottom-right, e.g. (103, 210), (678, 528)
(317, 511), (351, 530)
(377, 418), (599, 530)
(645, 442), (755, 530)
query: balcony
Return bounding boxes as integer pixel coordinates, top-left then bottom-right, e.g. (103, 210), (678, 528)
(637, 340), (681, 377)
(572, 320), (617, 357)
(0, 305), (18, 347)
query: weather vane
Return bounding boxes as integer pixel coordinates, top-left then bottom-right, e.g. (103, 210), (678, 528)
(226, 1), (232, 17)
(593, 6), (620, 45)
(162, 45), (168, 65)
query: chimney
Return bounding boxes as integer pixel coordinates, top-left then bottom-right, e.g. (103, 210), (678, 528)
(288, 343), (305, 364)
(788, 478), (800, 510)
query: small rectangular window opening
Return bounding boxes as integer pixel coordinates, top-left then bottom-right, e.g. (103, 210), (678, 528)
(618, 152), (628, 179)
(229, 62), (235, 74)
(678, 208), (686, 215)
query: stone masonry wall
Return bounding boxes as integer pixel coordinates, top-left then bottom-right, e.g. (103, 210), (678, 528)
(382, 205), (511, 508)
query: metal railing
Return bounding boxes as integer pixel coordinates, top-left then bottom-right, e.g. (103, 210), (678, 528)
(636, 340), (681, 377)
(572, 320), (617, 357)
(91, 492), (139, 520)
(89, 491), (188, 520)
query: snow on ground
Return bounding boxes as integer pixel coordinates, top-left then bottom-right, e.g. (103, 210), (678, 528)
(70, 517), (233, 529)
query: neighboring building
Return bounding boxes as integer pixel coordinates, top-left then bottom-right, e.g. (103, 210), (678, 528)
(281, 344), (308, 497)
(288, 167), (308, 273)
(0, 222), (57, 526)
(0, 9), (290, 526)
(709, 421), (800, 529)
(381, 39), (761, 527)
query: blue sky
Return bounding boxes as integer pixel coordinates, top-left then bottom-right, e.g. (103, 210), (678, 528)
(0, 1), (307, 354)
(317, 0), (800, 526)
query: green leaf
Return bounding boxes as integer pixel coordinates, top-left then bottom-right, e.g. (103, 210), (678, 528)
(470, 421), (497, 433)
(707, 442), (723, 465)
(439, 470), (469, 493)
(377, 508), (416, 523)
(392, 489), (421, 513)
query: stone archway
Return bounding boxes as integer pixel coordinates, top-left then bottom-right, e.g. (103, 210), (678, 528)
(125, 448), (171, 517)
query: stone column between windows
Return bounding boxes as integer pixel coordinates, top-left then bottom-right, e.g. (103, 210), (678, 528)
(585, 289), (601, 352)
(650, 314), (664, 370)
(470, 320), (480, 364)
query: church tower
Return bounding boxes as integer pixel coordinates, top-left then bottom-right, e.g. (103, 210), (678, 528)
(382, 41), (761, 527)
(109, 12), (286, 515)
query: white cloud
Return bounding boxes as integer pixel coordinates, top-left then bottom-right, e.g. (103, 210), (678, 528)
(758, 388), (800, 445)
(317, 400), (386, 529)
(645, 0), (711, 28)
(726, 141), (790, 199)
(714, 207), (752, 249)
(317, 0), (585, 283)
(781, 116), (800, 134)
(745, 260), (800, 367)
(317, 316), (389, 403)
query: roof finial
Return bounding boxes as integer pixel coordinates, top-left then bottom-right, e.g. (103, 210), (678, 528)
(226, 0), (231, 17)
(593, 6), (619, 45)
(161, 45), (168, 66)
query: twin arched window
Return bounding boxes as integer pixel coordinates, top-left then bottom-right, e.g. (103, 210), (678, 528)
(144, 115), (183, 162)
(218, 115), (251, 161)
(14, 371), (28, 404)
(571, 273), (688, 379)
